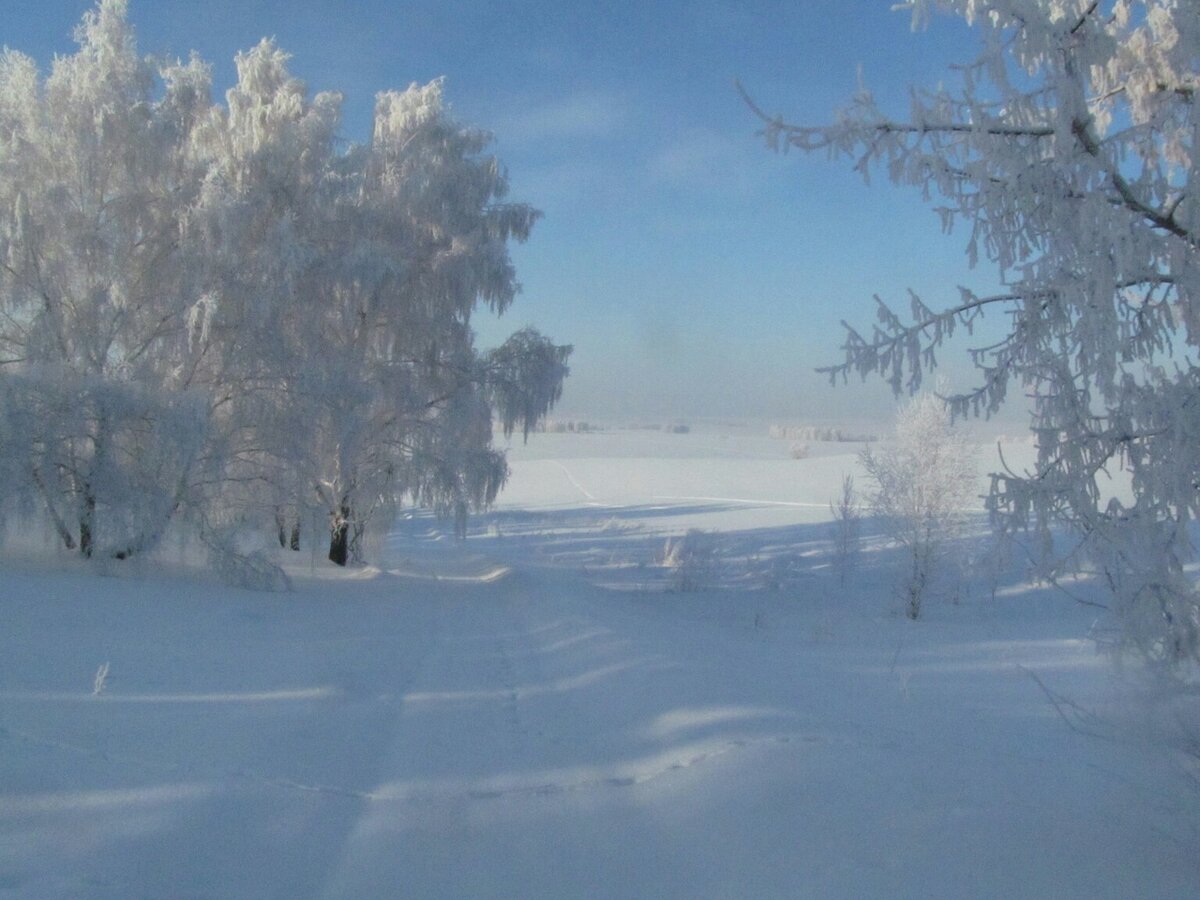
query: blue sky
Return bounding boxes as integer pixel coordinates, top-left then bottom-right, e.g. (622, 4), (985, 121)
(5, 1), (1012, 424)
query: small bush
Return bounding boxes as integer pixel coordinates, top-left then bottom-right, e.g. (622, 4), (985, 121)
(661, 529), (719, 592)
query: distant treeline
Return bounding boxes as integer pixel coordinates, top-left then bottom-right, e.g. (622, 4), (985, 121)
(628, 423), (691, 434)
(768, 424), (878, 443)
(536, 420), (602, 433)
(533, 421), (694, 434)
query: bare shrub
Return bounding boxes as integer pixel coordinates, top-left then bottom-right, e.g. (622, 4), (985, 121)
(830, 474), (861, 584)
(661, 529), (719, 592)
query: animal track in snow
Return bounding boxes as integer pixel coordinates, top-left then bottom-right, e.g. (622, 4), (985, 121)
(369, 732), (814, 807)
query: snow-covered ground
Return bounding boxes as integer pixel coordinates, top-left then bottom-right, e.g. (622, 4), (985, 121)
(1, 428), (1197, 898)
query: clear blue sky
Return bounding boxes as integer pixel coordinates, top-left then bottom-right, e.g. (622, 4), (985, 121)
(5, 1), (1011, 425)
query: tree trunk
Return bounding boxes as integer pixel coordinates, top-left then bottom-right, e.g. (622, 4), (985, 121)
(79, 406), (109, 559)
(79, 490), (95, 559)
(31, 466), (76, 551)
(275, 509), (303, 551)
(328, 505), (352, 566)
(454, 501), (468, 541)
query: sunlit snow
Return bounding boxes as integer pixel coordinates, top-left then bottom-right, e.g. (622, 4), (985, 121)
(1, 427), (1196, 899)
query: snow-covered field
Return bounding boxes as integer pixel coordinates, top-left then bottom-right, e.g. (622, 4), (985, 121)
(2, 427), (1197, 898)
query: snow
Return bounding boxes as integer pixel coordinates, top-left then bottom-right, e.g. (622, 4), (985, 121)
(1, 428), (1197, 898)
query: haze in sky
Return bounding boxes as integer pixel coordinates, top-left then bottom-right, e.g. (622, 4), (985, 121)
(4, 1), (1011, 424)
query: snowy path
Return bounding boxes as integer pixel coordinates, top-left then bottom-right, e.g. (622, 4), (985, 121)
(2, 544), (1198, 898)
(550, 459), (604, 506)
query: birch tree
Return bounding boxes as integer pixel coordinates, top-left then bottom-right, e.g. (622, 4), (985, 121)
(288, 80), (569, 565)
(860, 393), (978, 618)
(186, 39), (570, 566)
(185, 36), (347, 560)
(0, 0), (216, 559)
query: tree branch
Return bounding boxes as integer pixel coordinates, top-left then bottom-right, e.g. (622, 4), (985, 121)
(1071, 117), (1198, 248)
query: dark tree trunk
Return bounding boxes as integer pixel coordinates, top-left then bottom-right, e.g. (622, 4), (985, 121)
(328, 505), (352, 566)
(79, 491), (95, 559)
(277, 509), (302, 552)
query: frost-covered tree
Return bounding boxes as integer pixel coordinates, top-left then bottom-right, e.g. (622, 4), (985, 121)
(196, 45), (568, 569)
(0, 1), (570, 573)
(861, 393), (978, 618)
(0, 0), (216, 559)
(184, 37), (360, 562)
(186, 60), (571, 566)
(272, 79), (570, 565)
(746, 1), (1200, 663)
